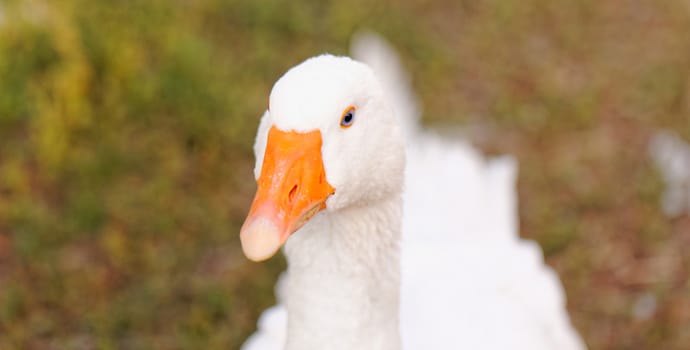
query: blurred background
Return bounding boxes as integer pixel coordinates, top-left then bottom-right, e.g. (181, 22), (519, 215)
(0, 0), (689, 349)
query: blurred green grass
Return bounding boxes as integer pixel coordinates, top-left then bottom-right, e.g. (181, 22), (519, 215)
(0, 0), (689, 349)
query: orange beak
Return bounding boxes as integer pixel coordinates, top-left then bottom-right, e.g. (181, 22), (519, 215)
(240, 126), (335, 261)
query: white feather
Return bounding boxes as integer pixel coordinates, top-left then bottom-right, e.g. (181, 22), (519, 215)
(242, 33), (585, 350)
(649, 130), (690, 217)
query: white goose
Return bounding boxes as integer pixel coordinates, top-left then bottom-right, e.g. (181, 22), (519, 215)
(239, 34), (586, 350)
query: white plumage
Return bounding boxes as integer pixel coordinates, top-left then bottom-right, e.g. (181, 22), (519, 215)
(241, 33), (585, 350)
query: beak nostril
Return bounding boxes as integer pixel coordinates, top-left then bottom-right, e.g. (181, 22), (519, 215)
(288, 184), (298, 203)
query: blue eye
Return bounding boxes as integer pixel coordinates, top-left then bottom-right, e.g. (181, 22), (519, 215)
(340, 106), (356, 128)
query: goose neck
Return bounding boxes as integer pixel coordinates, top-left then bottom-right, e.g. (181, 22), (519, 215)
(283, 195), (402, 350)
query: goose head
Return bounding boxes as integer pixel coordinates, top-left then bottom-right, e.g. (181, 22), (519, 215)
(240, 55), (406, 261)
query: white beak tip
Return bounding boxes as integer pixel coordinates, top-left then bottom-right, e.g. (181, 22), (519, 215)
(240, 217), (282, 262)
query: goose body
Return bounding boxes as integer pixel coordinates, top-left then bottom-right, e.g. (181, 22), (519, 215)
(239, 34), (586, 350)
